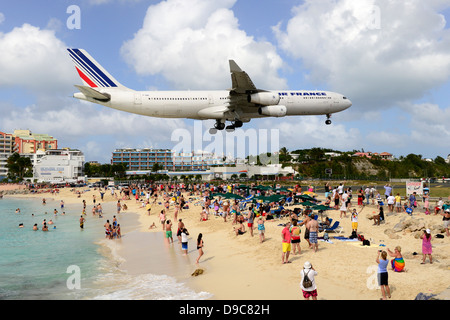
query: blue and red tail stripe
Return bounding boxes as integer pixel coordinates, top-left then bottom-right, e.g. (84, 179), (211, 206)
(68, 48), (118, 88)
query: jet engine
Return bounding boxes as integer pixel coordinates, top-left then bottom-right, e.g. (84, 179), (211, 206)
(248, 92), (280, 105)
(258, 105), (287, 117)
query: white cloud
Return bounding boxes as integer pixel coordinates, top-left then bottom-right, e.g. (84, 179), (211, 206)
(0, 12), (5, 25)
(0, 24), (77, 94)
(273, 0), (450, 110)
(403, 102), (450, 148)
(121, 0), (286, 90)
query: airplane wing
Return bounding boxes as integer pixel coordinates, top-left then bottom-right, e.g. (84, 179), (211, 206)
(228, 60), (268, 116)
(74, 85), (111, 102)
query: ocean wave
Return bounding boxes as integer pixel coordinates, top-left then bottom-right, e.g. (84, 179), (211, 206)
(91, 271), (212, 300)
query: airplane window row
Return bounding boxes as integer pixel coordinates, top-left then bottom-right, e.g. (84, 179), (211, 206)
(148, 97), (208, 101)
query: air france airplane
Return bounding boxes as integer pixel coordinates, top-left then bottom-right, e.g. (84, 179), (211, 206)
(68, 48), (352, 134)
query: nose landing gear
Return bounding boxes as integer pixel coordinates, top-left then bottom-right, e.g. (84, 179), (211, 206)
(325, 114), (332, 125)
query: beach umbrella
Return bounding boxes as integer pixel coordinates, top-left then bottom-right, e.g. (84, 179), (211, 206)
(312, 205), (332, 211)
(253, 194), (286, 203)
(294, 194), (318, 202)
(253, 185), (273, 191)
(211, 192), (244, 200)
(299, 201), (316, 207)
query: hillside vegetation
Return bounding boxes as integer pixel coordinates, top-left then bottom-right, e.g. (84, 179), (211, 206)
(281, 148), (450, 180)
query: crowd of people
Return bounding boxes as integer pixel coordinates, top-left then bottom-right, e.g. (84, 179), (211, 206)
(73, 180), (449, 300)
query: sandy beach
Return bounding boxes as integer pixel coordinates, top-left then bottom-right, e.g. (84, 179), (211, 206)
(7, 184), (450, 300)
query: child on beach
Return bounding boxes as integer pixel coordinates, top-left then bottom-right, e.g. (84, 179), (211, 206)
(257, 216), (265, 243)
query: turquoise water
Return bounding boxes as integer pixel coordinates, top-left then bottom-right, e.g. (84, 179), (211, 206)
(0, 196), (211, 300)
(0, 197), (113, 299)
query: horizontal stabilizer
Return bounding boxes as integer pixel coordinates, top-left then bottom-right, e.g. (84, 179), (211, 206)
(74, 85), (111, 102)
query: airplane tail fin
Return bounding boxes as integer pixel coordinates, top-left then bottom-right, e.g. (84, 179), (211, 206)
(67, 48), (126, 89)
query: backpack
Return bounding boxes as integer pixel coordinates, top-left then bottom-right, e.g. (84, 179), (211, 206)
(303, 270), (313, 288)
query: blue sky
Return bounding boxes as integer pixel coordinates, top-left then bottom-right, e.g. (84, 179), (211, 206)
(1, 0), (450, 163)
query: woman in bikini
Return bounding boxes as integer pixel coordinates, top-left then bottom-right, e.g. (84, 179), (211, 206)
(196, 233), (204, 264)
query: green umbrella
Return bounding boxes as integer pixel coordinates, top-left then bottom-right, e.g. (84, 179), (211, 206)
(253, 194), (286, 203)
(294, 194), (318, 202)
(253, 185), (273, 191)
(299, 201), (316, 207)
(312, 204), (332, 211)
(211, 192), (244, 200)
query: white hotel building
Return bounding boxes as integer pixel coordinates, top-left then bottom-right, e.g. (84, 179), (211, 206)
(24, 149), (85, 183)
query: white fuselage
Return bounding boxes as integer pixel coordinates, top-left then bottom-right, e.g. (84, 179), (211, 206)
(75, 89), (352, 121)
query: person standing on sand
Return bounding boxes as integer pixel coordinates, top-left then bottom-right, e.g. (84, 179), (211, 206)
(181, 228), (189, 255)
(376, 250), (391, 300)
(257, 216), (265, 243)
(420, 229), (432, 264)
(307, 218), (319, 252)
(247, 206), (255, 237)
(196, 233), (204, 263)
(300, 214), (311, 248)
(290, 220), (301, 254)
(117, 200), (121, 214)
(281, 222), (292, 264)
(300, 261), (318, 300)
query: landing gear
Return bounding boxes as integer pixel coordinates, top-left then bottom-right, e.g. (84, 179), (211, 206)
(214, 120), (225, 130)
(225, 120), (243, 132)
(233, 120), (243, 128)
(225, 125), (235, 132)
(209, 120), (225, 134)
(325, 114), (332, 125)
(209, 119), (242, 134)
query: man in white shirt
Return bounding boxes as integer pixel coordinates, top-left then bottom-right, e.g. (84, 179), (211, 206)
(337, 183), (344, 195)
(387, 194), (396, 213)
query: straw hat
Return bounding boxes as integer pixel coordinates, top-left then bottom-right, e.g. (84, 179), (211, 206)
(304, 261), (312, 269)
(426, 229), (431, 234)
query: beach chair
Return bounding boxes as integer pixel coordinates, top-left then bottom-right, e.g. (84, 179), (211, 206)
(324, 221), (343, 234)
(285, 197), (294, 206)
(318, 219), (333, 232)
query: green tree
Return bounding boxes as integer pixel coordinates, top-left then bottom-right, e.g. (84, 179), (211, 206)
(152, 163), (163, 172)
(6, 153), (33, 181)
(111, 163), (127, 178)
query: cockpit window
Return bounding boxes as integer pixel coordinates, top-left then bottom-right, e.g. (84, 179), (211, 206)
(343, 97), (347, 99)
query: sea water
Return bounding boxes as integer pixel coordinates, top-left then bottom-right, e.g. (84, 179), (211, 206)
(0, 197), (211, 300)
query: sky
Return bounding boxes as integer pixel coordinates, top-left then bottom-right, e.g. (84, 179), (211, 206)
(1, 0), (450, 163)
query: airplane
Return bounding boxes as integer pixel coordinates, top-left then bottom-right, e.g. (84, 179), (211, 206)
(67, 48), (352, 134)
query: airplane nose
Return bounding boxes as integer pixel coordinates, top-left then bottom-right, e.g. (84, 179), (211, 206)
(347, 99), (352, 108)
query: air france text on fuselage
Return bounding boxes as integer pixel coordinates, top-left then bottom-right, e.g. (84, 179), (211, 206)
(278, 92), (327, 96)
